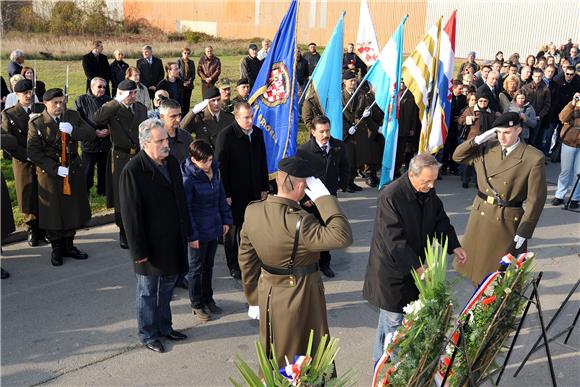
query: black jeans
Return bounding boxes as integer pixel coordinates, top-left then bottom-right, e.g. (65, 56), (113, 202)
(224, 224), (241, 272)
(187, 240), (218, 308)
(82, 151), (108, 195)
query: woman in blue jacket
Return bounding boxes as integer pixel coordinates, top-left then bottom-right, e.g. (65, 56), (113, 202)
(182, 140), (233, 321)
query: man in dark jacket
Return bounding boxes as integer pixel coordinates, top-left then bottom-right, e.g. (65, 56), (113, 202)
(342, 43), (367, 78)
(296, 115), (349, 278)
(522, 68), (551, 146)
(303, 43), (321, 76)
(136, 45), (165, 99)
(74, 77), (112, 196)
(239, 44), (262, 89)
(476, 70), (500, 113)
(110, 49), (129, 97)
(119, 118), (191, 353)
(215, 102), (269, 279)
(362, 153), (466, 362)
(81, 41), (111, 96)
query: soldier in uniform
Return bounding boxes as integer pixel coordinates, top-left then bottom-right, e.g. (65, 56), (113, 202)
(360, 86), (385, 187)
(27, 89), (96, 266)
(232, 78), (250, 104)
(453, 112), (547, 286)
(1, 79), (46, 246)
(342, 71), (372, 192)
(216, 78), (234, 113)
(93, 80), (148, 249)
(239, 156), (353, 366)
(180, 86), (234, 148)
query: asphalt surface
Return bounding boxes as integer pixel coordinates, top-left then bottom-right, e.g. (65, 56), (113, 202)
(1, 162), (578, 386)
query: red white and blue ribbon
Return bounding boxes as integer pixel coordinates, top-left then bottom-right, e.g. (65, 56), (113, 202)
(279, 355), (309, 384)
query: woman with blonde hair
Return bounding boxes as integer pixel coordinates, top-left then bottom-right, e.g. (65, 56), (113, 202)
(499, 74), (521, 112)
(125, 67), (151, 109)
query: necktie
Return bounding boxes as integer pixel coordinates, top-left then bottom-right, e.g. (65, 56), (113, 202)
(55, 117), (60, 125)
(26, 108), (31, 115)
(501, 148), (507, 160)
(213, 114), (218, 123)
(321, 144), (328, 154)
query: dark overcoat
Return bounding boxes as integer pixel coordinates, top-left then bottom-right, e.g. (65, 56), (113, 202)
(214, 122), (269, 226)
(27, 110), (96, 231)
(119, 151), (191, 276)
(1, 134), (16, 240)
(342, 89), (371, 168)
(363, 174), (461, 313)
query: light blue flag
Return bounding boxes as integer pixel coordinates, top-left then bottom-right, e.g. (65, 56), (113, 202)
(309, 12), (345, 140)
(249, 0), (299, 175)
(361, 16), (407, 188)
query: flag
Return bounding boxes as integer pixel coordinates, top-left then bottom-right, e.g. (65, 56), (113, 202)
(361, 16), (407, 187)
(402, 17), (443, 154)
(355, 0), (380, 67)
(429, 11), (457, 154)
(309, 11), (345, 140)
(249, 0), (299, 175)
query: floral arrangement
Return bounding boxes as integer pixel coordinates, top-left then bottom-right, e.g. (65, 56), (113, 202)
(231, 330), (357, 387)
(372, 237), (454, 387)
(435, 252), (535, 386)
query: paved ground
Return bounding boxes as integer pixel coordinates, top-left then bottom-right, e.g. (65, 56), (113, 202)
(1, 163), (578, 386)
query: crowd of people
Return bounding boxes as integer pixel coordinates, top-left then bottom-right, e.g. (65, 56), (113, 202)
(1, 37), (579, 364)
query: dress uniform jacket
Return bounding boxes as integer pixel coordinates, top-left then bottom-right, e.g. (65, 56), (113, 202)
(239, 195), (353, 365)
(1, 134), (16, 241)
(180, 106), (234, 148)
(1, 102), (45, 215)
(27, 110), (96, 231)
(452, 139), (547, 285)
(93, 100), (148, 210)
(342, 89), (371, 169)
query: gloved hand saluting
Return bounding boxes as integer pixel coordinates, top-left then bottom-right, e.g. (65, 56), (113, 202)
(474, 128), (497, 145)
(305, 177), (331, 202)
(192, 99), (209, 114)
(58, 122), (73, 134)
(115, 90), (129, 103)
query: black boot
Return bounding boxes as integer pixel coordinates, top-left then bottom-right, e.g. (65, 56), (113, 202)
(63, 237), (88, 260)
(1, 268), (10, 279)
(119, 228), (129, 249)
(51, 240), (64, 266)
(27, 226), (39, 247)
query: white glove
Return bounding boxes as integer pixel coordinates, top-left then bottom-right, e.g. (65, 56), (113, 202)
(115, 90), (129, 103)
(514, 235), (526, 249)
(247, 305), (259, 320)
(348, 126), (356, 135)
(192, 99), (209, 114)
(305, 176), (331, 202)
(362, 107), (371, 118)
(57, 166), (69, 177)
(474, 128), (497, 145)
(58, 122), (73, 134)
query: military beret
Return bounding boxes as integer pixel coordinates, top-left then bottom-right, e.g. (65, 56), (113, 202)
(493, 112), (521, 128)
(43, 88), (64, 101)
(117, 80), (137, 91)
(249, 43), (258, 50)
(342, 71), (356, 80)
(278, 156), (313, 178)
(14, 79), (33, 93)
(475, 89), (489, 101)
(203, 86), (220, 100)
(237, 78), (250, 86)
(215, 78), (231, 89)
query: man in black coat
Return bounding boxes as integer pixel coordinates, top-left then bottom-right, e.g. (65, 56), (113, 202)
(239, 44), (262, 89)
(476, 70), (500, 113)
(395, 81), (421, 177)
(215, 102), (269, 279)
(136, 45), (165, 100)
(81, 41), (111, 96)
(119, 118), (192, 354)
(363, 153), (466, 362)
(296, 115), (349, 277)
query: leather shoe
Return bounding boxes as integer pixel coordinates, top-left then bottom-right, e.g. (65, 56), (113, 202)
(569, 200), (579, 209)
(462, 183), (469, 189)
(27, 230), (39, 247)
(145, 340), (165, 353)
(230, 268), (241, 280)
(63, 246), (88, 260)
(551, 197), (564, 206)
(193, 307), (211, 321)
(365, 177), (378, 188)
(320, 266), (335, 278)
(51, 250), (63, 266)
(119, 230), (129, 249)
(164, 330), (187, 341)
(206, 302), (224, 314)
(345, 186), (356, 193)
(352, 183), (363, 191)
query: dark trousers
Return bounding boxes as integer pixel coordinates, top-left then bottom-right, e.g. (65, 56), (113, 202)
(46, 229), (76, 241)
(320, 251), (332, 269)
(136, 274), (178, 344)
(224, 224), (241, 272)
(83, 151), (108, 195)
(182, 88), (193, 116)
(187, 240), (218, 308)
(442, 130), (459, 172)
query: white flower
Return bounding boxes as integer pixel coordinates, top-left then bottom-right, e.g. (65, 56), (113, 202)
(402, 299), (423, 315)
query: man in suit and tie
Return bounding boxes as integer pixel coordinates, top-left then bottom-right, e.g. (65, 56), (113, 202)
(136, 45), (165, 100)
(476, 70), (500, 113)
(453, 112), (547, 286)
(81, 41), (111, 96)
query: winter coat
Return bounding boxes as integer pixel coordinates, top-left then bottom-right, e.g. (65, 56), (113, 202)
(74, 92), (112, 153)
(507, 102), (538, 140)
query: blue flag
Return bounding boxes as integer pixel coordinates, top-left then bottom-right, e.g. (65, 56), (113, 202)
(249, 0), (299, 175)
(309, 12), (345, 140)
(361, 16), (407, 188)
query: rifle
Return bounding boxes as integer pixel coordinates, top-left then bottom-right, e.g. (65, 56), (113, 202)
(32, 60), (37, 106)
(61, 65), (71, 196)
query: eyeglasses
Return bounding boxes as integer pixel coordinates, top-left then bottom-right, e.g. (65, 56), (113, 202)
(565, 73), (575, 76)
(183, 52), (190, 55)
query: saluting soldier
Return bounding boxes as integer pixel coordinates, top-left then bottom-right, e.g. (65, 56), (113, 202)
(180, 86), (234, 148)
(453, 112), (547, 286)
(238, 156), (353, 366)
(342, 71), (372, 192)
(1, 79), (46, 246)
(93, 80), (148, 249)
(27, 89), (96, 266)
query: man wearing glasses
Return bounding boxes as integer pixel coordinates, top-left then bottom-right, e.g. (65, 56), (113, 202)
(74, 77), (112, 197)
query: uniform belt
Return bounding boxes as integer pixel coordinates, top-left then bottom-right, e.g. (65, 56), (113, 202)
(113, 146), (138, 156)
(261, 262), (319, 277)
(477, 191), (523, 208)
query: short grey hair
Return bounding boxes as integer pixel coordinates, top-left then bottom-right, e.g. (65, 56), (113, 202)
(138, 118), (164, 148)
(90, 77), (106, 87)
(408, 153), (441, 176)
(10, 49), (24, 61)
(159, 99), (181, 115)
(113, 49), (123, 57)
(488, 70), (500, 80)
(142, 45), (152, 51)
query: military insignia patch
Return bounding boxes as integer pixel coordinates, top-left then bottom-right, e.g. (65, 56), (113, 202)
(259, 62), (290, 107)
